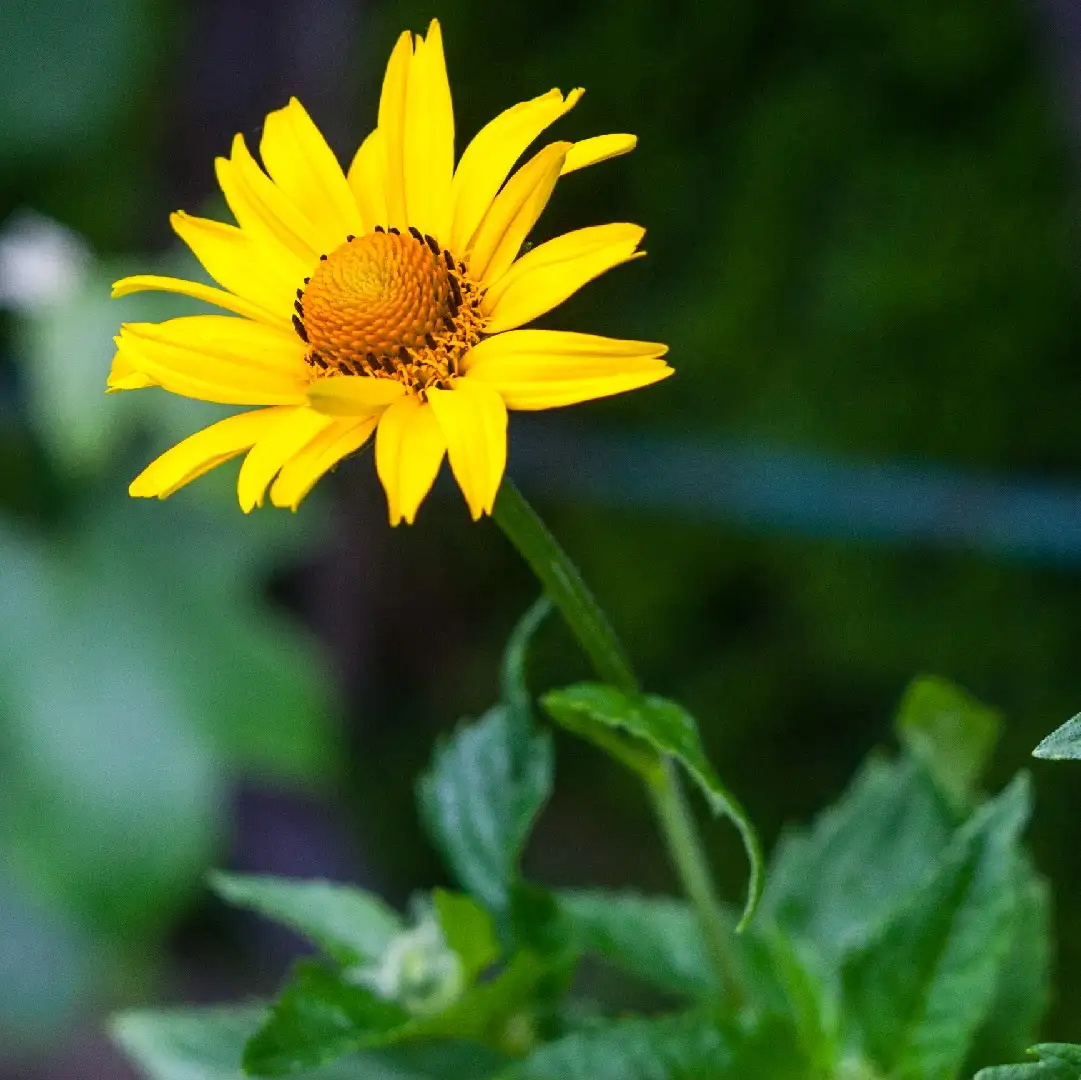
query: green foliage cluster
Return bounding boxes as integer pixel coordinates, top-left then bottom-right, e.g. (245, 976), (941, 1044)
(113, 605), (1062, 1080)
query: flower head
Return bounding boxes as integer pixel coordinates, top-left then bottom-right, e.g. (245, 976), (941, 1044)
(110, 20), (672, 523)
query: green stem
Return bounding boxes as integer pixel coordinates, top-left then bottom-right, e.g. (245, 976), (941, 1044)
(491, 477), (743, 1005)
(649, 760), (744, 1006)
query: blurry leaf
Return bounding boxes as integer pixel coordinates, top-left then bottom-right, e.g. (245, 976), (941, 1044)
(79, 495), (339, 789)
(112, 1005), (427, 1080)
(541, 684), (762, 927)
(895, 676), (1000, 810)
(246, 954), (549, 1075)
(0, 868), (98, 1049)
(209, 873), (402, 966)
(418, 599), (553, 914)
(556, 889), (716, 997)
(761, 754), (953, 969)
(433, 889), (500, 983)
(840, 774), (1031, 1080)
(499, 1012), (811, 1080)
(967, 864), (1052, 1070)
(0, 519), (221, 936)
(977, 1044), (1081, 1080)
(507, 882), (575, 958)
(1032, 716), (1081, 761)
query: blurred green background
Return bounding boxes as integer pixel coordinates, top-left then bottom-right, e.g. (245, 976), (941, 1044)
(3, 0), (1081, 1075)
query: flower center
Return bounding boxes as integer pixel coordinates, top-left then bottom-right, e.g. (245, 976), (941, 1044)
(293, 227), (485, 393)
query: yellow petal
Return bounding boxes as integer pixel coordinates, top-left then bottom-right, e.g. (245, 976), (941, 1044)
(270, 415), (377, 510)
(460, 329), (672, 409)
(237, 406), (333, 512)
(426, 380), (507, 520)
(375, 395), (447, 525)
(403, 19), (454, 243)
(116, 317), (310, 406)
(561, 134), (637, 175)
(111, 274), (286, 327)
(449, 87), (584, 254)
(258, 98), (363, 254)
(307, 375), (408, 416)
(216, 134), (321, 266)
(347, 128), (387, 233)
(467, 142), (570, 285)
(129, 407), (291, 499)
(379, 31), (414, 230)
(483, 223), (645, 333)
(107, 349), (156, 392)
(171, 211), (301, 318)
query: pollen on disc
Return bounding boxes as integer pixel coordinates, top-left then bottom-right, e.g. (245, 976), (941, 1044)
(300, 231), (452, 366)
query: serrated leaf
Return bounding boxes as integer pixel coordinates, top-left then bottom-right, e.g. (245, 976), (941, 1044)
(209, 873), (401, 966)
(840, 775), (1031, 1080)
(245, 954), (548, 1076)
(245, 963), (410, 1075)
(895, 676), (1000, 810)
(556, 889), (716, 997)
(418, 600), (553, 914)
(967, 863), (1052, 1070)
(977, 1064), (1077, 1080)
(432, 890), (499, 983)
(500, 597), (552, 729)
(761, 754), (953, 969)
(540, 684), (762, 928)
(555, 889), (837, 1070)
(499, 1012), (810, 1080)
(1042, 1047), (1081, 1069)
(977, 1045), (1081, 1080)
(1033, 716), (1081, 761)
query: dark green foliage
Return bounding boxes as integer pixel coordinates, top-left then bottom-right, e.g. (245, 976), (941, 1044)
(112, 619), (1053, 1080)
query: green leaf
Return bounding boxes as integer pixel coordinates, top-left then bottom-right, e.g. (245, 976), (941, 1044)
(245, 953), (549, 1075)
(500, 1012), (810, 1080)
(208, 873), (402, 966)
(895, 676), (1000, 809)
(967, 863), (1052, 1070)
(244, 964), (411, 1075)
(761, 754), (953, 969)
(739, 929), (840, 1075)
(0, 520), (220, 937)
(432, 889), (500, 983)
(977, 1045), (1081, 1080)
(1032, 715), (1081, 761)
(112, 1005), (426, 1080)
(555, 889), (837, 1070)
(540, 684), (762, 928)
(840, 774), (1031, 1080)
(556, 889), (716, 997)
(418, 600), (553, 914)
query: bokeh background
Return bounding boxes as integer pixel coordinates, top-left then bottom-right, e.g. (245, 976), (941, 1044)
(3, 0), (1081, 1075)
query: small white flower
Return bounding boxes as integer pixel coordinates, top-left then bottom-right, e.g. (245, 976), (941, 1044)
(0, 210), (91, 312)
(348, 910), (464, 1017)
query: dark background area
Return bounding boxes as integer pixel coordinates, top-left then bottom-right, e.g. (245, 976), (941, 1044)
(3, 0), (1081, 1076)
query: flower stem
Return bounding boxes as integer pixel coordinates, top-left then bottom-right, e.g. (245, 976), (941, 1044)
(490, 477), (743, 1005)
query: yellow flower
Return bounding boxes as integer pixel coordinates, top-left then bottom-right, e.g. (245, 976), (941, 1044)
(109, 20), (672, 524)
